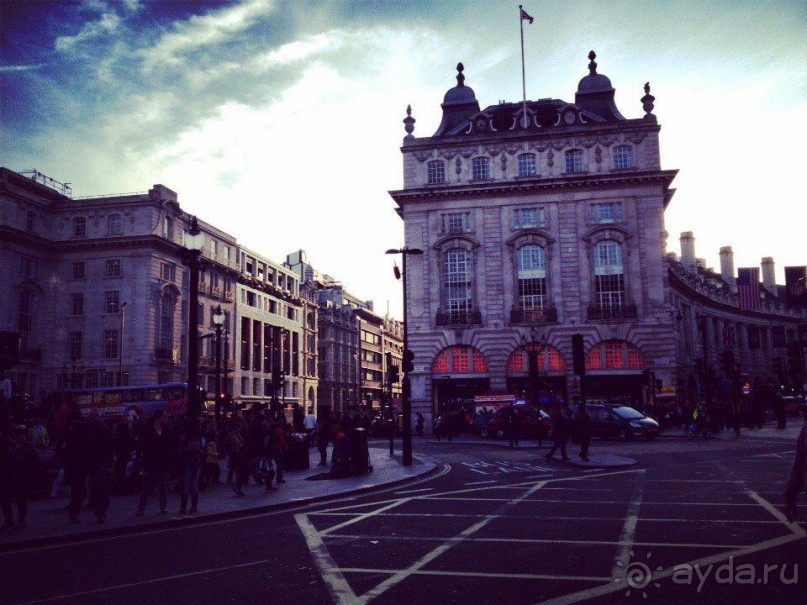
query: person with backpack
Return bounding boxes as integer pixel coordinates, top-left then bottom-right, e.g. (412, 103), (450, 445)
(178, 418), (203, 514)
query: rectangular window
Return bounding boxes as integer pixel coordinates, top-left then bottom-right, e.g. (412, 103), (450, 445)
(223, 246), (230, 262)
(107, 214), (122, 235)
(197, 303), (204, 326)
(241, 377), (249, 396)
(246, 291), (257, 307)
(245, 256), (255, 275)
(71, 261), (85, 280)
(73, 217), (87, 238)
(104, 330), (119, 359)
(517, 153), (537, 177)
(589, 202), (623, 224)
(440, 212), (471, 234)
(162, 217), (174, 239)
(595, 273), (625, 308)
(613, 145), (634, 170)
(105, 259), (121, 277)
(513, 207), (546, 229)
(71, 293), (84, 316)
(68, 331), (82, 360)
(253, 377), (260, 396)
(161, 262), (176, 281)
(252, 320), (261, 371)
(427, 161), (446, 184)
(471, 156), (490, 180)
(21, 257), (35, 278)
(565, 149), (584, 173)
(257, 262), (265, 281)
(240, 316), (250, 370)
(104, 291), (120, 314)
(210, 240), (217, 256)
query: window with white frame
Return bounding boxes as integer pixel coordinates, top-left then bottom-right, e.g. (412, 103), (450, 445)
(427, 160), (446, 184)
(104, 290), (120, 314)
(72, 217), (87, 238)
(440, 212), (471, 234)
(471, 156), (490, 180)
(161, 262), (176, 281)
(444, 248), (472, 322)
(105, 259), (121, 278)
(68, 331), (82, 360)
(162, 216), (174, 239)
(107, 213), (122, 235)
(517, 153), (537, 177)
(159, 292), (176, 348)
(513, 207), (546, 229)
(589, 202), (623, 224)
(564, 149), (584, 173)
(210, 240), (217, 256)
(517, 245), (547, 310)
(612, 145), (633, 169)
(593, 240), (625, 309)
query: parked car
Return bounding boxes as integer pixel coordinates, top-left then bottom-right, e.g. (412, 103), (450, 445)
(468, 413), (493, 437)
(483, 406), (550, 440)
(587, 404), (660, 441)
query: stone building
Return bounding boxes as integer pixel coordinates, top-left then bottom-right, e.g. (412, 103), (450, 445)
(389, 54), (806, 430)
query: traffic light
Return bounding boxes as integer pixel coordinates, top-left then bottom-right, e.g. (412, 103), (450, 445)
(402, 349), (415, 373)
(389, 364), (400, 384)
(571, 334), (585, 376)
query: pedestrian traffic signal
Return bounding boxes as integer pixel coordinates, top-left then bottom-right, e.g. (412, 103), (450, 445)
(402, 349), (415, 373)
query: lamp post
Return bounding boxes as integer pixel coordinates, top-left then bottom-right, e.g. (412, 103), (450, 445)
(182, 216), (205, 418)
(386, 246), (423, 466)
(521, 326), (545, 409)
(118, 302), (127, 386)
(212, 305), (225, 422)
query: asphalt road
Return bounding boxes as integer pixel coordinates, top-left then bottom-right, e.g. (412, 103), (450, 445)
(1, 433), (805, 605)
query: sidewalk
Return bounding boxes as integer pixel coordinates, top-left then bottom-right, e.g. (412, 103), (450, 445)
(0, 446), (439, 550)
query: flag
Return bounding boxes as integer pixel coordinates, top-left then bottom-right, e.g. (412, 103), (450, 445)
(737, 267), (761, 311)
(784, 266), (807, 308)
(520, 7), (534, 24)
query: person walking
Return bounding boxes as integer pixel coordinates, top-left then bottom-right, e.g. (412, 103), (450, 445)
(507, 405), (520, 448)
(545, 404), (569, 462)
(85, 409), (112, 522)
(270, 422), (288, 485)
(303, 408), (317, 446)
(203, 430), (221, 487)
(315, 415), (331, 466)
(6, 425), (41, 529)
(575, 401), (591, 462)
(415, 413), (425, 437)
(178, 418), (203, 514)
(784, 422), (807, 523)
(135, 410), (173, 516)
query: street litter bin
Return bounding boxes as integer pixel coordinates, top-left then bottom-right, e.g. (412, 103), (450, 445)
(285, 432), (310, 470)
(351, 427), (370, 475)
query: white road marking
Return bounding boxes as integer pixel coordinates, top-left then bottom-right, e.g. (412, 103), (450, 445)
(393, 487), (434, 495)
(612, 470), (645, 580)
(465, 479), (498, 486)
(320, 497), (414, 537)
(295, 513), (357, 605)
(336, 567), (609, 582)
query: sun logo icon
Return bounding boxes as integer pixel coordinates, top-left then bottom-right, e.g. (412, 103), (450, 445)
(614, 551), (663, 598)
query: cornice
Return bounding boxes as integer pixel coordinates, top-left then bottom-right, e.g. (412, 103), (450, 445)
(389, 169), (678, 205)
(238, 274), (303, 307)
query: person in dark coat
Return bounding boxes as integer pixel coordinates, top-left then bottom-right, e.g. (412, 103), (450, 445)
(545, 404), (569, 462)
(315, 415), (331, 466)
(135, 410), (173, 516)
(507, 406), (520, 448)
(178, 418), (203, 514)
(784, 423), (807, 523)
(329, 424), (352, 478)
(575, 401), (592, 462)
(5, 425), (41, 528)
(66, 409), (112, 523)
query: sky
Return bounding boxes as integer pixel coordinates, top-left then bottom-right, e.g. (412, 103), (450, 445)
(2, 0), (806, 320)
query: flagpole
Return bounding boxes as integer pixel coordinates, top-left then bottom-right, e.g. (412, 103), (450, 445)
(519, 5), (527, 127)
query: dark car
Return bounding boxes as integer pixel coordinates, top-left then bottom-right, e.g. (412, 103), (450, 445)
(587, 404), (659, 441)
(483, 406), (550, 440)
(468, 413), (493, 437)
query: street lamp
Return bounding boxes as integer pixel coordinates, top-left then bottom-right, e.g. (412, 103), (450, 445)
(521, 326), (546, 409)
(119, 302), (127, 386)
(212, 304), (225, 422)
(182, 216), (205, 418)
(386, 246), (423, 466)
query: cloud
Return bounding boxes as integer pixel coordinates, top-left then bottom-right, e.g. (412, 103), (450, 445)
(0, 64), (45, 73)
(252, 31), (346, 68)
(140, 0), (277, 71)
(55, 10), (121, 53)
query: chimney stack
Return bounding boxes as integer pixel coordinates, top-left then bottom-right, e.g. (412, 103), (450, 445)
(761, 257), (776, 295)
(719, 246), (736, 290)
(680, 231), (696, 273)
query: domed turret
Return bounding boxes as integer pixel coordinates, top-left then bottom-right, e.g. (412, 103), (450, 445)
(434, 63), (481, 136)
(574, 51), (625, 121)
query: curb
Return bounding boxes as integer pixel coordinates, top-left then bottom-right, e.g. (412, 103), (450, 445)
(0, 454), (442, 551)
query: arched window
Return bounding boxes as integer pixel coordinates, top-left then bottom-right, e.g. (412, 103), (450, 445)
(107, 213), (122, 235)
(585, 340), (646, 370)
(159, 292), (177, 348)
(471, 156), (490, 180)
(432, 346), (489, 375)
(517, 244), (546, 311)
(564, 149), (583, 173)
(427, 160), (446, 184)
(613, 145), (633, 169)
(593, 240), (625, 309)
(444, 248), (472, 324)
(518, 153), (536, 177)
(17, 289), (34, 336)
(72, 216), (87, 238)
(506, 344), (566, 372)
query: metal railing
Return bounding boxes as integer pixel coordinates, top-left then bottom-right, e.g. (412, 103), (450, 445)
(587, 303), (638, 321)
(510, 306), (557, 324)
(436, 308), (482, 327)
